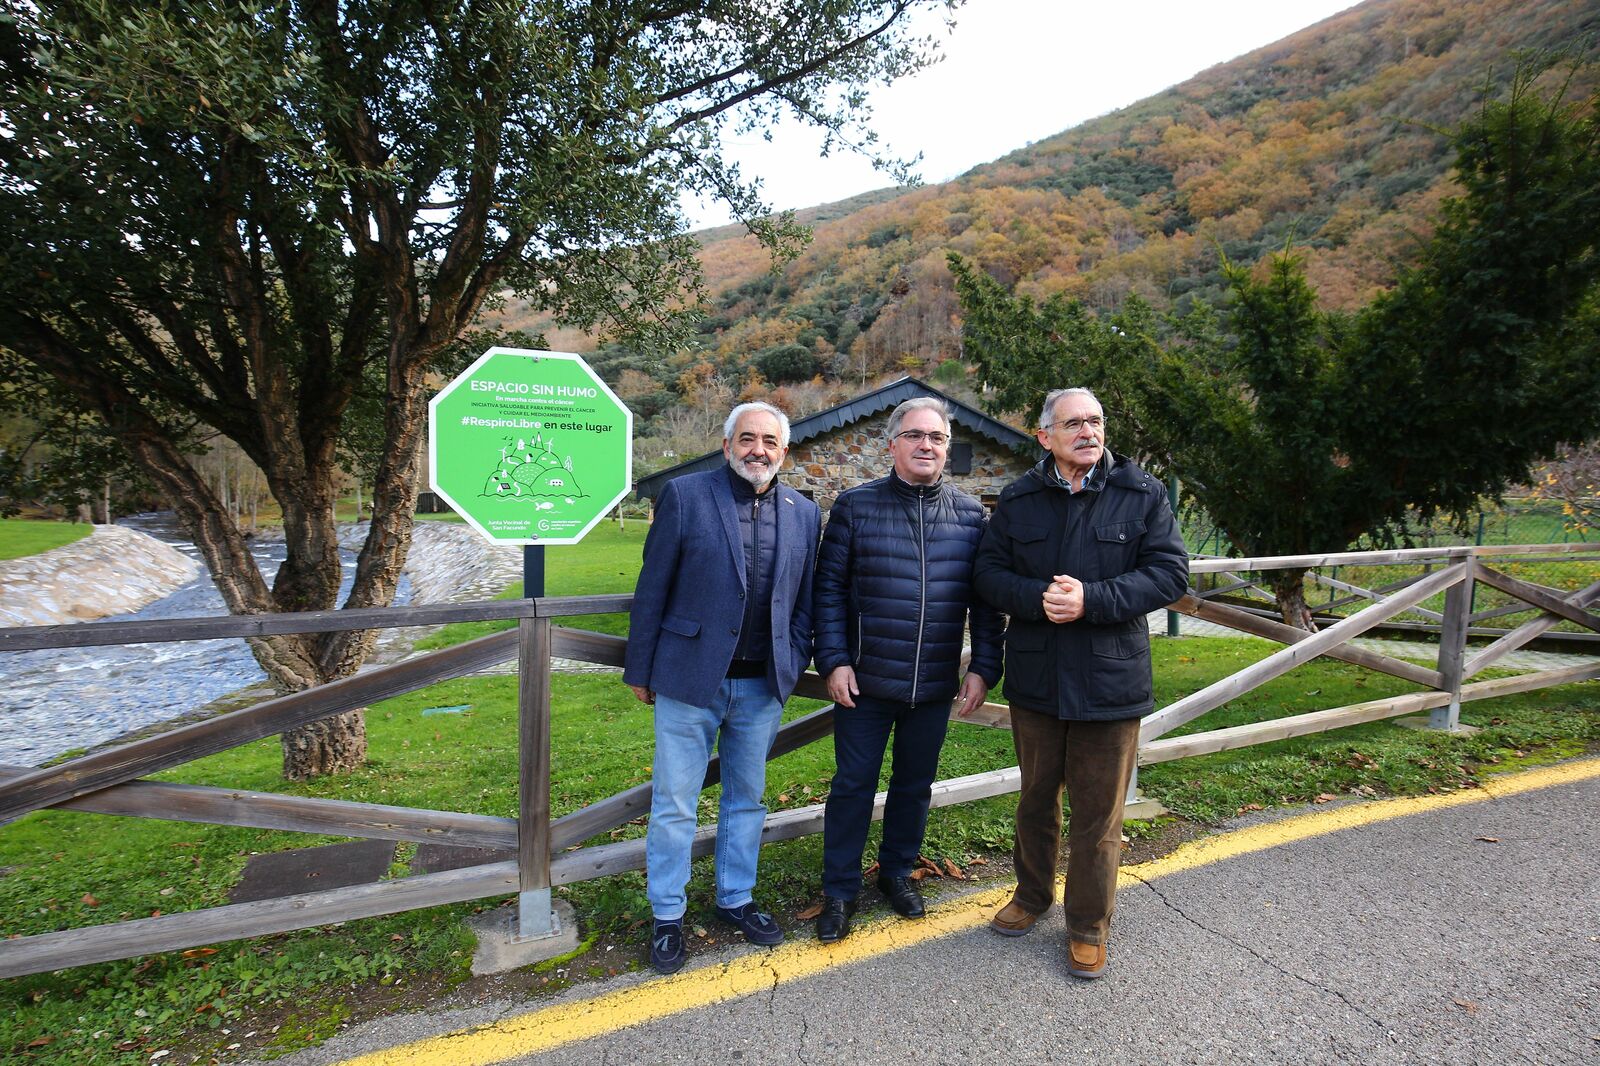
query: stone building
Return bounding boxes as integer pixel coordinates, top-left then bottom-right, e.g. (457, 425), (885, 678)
(634, 377), (1039, 512)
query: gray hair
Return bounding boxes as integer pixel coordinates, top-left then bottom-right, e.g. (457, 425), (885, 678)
(723, 401), (791, 448)
(886, 396), (952, 440)
(1041, 387), (1101, 428)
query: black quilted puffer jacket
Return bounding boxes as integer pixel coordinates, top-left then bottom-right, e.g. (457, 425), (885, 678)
(813, 473), (1004, 704)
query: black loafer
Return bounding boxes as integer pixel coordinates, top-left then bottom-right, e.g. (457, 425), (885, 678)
(877, 874), (925, 918)
(648, 920), (685, 975)
(715, 902), (784, 946)
(815, 896), (857, 943)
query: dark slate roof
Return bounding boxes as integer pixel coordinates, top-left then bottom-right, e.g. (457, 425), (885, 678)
(634, 376), (1038, 499)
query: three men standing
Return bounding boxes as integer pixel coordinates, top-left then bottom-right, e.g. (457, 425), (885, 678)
(625, 401), (822, 974)
(974, 387), (1187, 979)
(812, 398), (1004, 942)
(626, 385), (1185, 979)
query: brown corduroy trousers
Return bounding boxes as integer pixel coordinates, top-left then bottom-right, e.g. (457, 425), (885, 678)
(1009, 705), (1141, 946)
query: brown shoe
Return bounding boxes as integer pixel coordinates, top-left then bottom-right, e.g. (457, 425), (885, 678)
(1067, 939), (1107, 979)
(990, 899), (1045, 937)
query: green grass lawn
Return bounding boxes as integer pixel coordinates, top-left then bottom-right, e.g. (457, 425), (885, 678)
(0, 518), (93, 561)
(2, 625), (1596, 1064)
(413, 520), (647, 647)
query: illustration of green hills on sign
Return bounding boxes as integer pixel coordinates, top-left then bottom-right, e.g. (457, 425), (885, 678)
(481, 433), (587, 501)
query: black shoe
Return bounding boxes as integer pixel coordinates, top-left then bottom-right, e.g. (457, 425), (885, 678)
(648, 919), (685, 975)
(815, 896), (857, 943)
(715, 902), (784, 946)
(877, 873), (925, 918)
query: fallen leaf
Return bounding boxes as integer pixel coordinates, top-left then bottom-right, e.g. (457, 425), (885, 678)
(81, 893), (100, 907)
(1237, 803), (1264, 814)
(942, 858), (965, 880)
(26, 1035), (54, 1047)
(181, 948), (217, 959)
(1452, 998), (1479, 1015)
(909, 868), (928, 881)
(795, 902), (823, 921)
(777, 793), (790, 804)
(1313, 793), (1337, 804)
(158, 887), (174, 896)
(968, 856), (988, 866)
(1476, 836), (1500, 843)
(692, 925), (707, 938)
(863, 861), (880, 878)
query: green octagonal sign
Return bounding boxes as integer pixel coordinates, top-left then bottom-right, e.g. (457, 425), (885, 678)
(428, 348), (633, 545)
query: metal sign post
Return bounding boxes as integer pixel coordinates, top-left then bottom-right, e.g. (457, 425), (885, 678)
(429, 348), (632, 942)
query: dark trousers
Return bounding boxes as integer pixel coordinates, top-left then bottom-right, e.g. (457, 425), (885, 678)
(1010, 706), (1140, 946)
(821, 693), (952, 899)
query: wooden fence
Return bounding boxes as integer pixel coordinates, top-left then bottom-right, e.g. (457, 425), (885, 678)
(1, 542), (1596, 979)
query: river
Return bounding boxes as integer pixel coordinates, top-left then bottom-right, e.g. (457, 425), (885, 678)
(0, 514), (411, 768)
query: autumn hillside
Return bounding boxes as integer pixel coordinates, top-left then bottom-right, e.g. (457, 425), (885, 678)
(501, 0), (1600, 468)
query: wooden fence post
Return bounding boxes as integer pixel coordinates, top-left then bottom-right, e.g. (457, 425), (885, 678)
(1122, 763), (1167, 819)
(1431, 557), (1475, 731)
(517, 614), (559, 939)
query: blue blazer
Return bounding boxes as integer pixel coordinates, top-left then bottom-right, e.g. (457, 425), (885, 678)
(625, 467), (821, 708)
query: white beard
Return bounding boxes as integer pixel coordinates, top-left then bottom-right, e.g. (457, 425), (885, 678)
(730, 456), (776, 489)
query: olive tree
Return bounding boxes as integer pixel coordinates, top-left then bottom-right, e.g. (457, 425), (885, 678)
(0, 0), (953, 776)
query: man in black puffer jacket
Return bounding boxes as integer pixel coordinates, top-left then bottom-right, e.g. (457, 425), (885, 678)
(974, 386), (1188, 980)
(812, 397), (1004, 942)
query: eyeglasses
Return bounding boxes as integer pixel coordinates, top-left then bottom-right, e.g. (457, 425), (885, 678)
(894, 429), (950, 447)
(1042, 415), (1106, 435)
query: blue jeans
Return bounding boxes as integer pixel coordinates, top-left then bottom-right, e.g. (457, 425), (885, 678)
(821, 693), (952, 900)
(646, 675), (784, 921)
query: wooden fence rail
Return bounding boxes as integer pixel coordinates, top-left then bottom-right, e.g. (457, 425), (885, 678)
(1, 543), (1596, 979)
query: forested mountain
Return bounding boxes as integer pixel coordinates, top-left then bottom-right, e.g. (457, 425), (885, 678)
(501, 0), (1600, 467)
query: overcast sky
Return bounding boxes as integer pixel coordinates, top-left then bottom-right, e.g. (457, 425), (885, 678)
(682, 0), (1357, 229)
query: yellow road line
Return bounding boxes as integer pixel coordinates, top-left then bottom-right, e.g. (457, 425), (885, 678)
(338, 758), (1600, 1066)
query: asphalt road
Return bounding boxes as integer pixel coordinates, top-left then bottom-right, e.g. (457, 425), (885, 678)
(254, 760), (1600, 1066)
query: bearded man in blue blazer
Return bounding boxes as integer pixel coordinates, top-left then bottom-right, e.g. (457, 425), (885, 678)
(625, 401), (821, 975)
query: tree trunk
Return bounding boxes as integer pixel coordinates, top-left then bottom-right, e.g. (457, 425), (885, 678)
(1271, 568), (1317, 631)
(218, 448), (231, 518)
(280, 710), (368, 780)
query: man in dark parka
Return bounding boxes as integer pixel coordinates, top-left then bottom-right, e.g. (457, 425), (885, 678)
(811, 396), (1004, 943)
(973, 386), (1187, 979)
